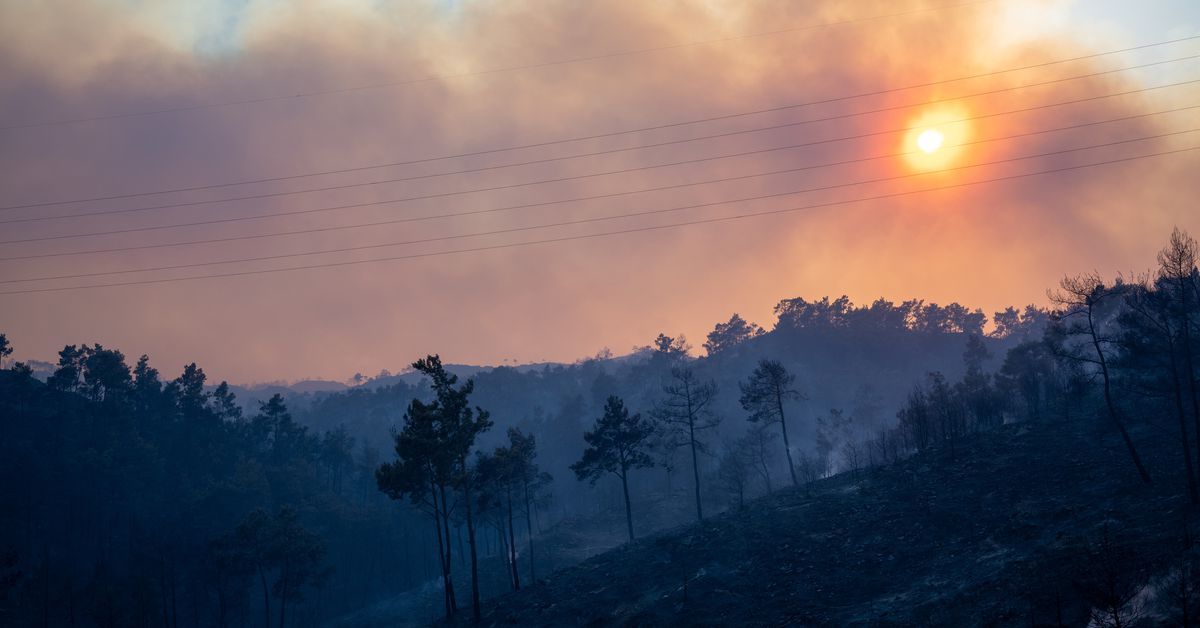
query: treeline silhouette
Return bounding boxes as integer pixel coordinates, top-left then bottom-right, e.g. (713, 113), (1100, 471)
(0, 347), (435, 626)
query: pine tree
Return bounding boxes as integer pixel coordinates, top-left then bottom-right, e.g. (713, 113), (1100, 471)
(412, 355), (491, 622)
(572, 396), (655, 542)
(740, 360), (805, 486)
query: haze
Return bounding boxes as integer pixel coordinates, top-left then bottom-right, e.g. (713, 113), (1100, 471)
(1, 0), (1198, 383)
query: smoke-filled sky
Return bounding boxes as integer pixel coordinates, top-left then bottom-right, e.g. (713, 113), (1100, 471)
(1, 0), (1198, 384)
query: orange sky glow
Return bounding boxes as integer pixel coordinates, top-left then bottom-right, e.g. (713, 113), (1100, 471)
(0, 0), (1197, 383)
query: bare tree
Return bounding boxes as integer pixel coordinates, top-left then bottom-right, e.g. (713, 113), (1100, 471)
(742, 422), (776, 494)
(1050, 274), (1152, 484)
(868, 426), (903, 468)
(1075, 525), (1145, 628)
(794, 451), (823, 496)
(652, 366), (719, 521)
(715, 439), (751, 509)
(1165, 528), (1200, 627)
(842, 440), (866, 478)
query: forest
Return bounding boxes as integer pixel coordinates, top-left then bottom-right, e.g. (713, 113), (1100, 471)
(2, 228), (1200, 627)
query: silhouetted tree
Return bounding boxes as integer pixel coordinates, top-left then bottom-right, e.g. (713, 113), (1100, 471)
(211, 381), (242, 422)
(269, 508), (330, 628)
(474, 429), (539, 593)
(715, 439), (751, 509)
(1120, 278), (1199, 503)
(650, 427), (686, 496)
(743, 422), (776, 494)
(173, 362), (211, 422)
(652, 333), (690, 357)
(1164, 528), (1200, 627)
(740, 360), (804, 486)
(1158, 229), (1200, 481)
(222, 508), (328, 628)
(996, 340), (1055, 422)
(1073, 526), (1145, 628)
(795, 451), (823, 495)
(571, 396), (655, 542)
(897, 383), (932, 451)
(815, 408), (853, 472)
(774, 295), (852, 329)
(503, 428), (549, 584)
(957, 335), (1001, 430)
(0, 333), (11, 370)
(521, 468), (553, 582)
(652, 366), (719, 521)
(1051, 273), (1152, 484)
(207, 533), (251, 628)
(131, 354), (165, 416)
(81, 345), (132, 404)
(927, 372), (966, 455)
(231, 509), (276, 628)
(376, 394), (459, 619)
(47, 344), (86, 393)
(992, 305), (1050, 340)
(412, 355), (491, 622)
(703, 314), (763, 356)
(318, 426), (355, 494)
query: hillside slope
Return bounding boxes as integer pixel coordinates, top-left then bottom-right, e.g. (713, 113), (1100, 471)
(466, 420), (1191, 627)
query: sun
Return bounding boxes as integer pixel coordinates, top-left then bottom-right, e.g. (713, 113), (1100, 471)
(901, 103), (972, 172)
(917, 129), (944, 154)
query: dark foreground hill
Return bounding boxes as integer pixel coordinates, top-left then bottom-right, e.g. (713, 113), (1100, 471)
(464, 419), (1193, 627)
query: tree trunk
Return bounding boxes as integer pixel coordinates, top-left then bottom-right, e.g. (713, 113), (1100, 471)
(258, 567), (270, 628)
(1178, 287), (1200, 488)
(456, 524), (465, 569)
(430, 485), (453, 620)
(775, 387), (798, 486)
(462, 457), (481, 622)
(620, 470), (635, 542)
(523, 480), (536, 583)
(687, 414), (703, 521)
(506, 488), (520, 591)
(277, 564), (287, 628)
(1168, 343), (1200, 503)
(1089, 310), (1152, 484)
(437, 484), (457, 613)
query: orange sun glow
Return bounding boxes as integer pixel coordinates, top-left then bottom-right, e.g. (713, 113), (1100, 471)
(917, 129), (944, 153)
(902, 103), (972, 172)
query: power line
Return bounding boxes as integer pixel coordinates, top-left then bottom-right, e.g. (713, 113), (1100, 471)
(2, 103), (1194, 262)
(3, 145), (1192, 296)
(0, 0), (999, 132)
(4, 78), (1195, 244)
(4, 130), (1193, 287)
(5, 36), (1197, 213)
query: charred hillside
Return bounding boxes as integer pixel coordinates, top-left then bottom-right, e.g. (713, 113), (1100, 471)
(468, 419), (1193, 627)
